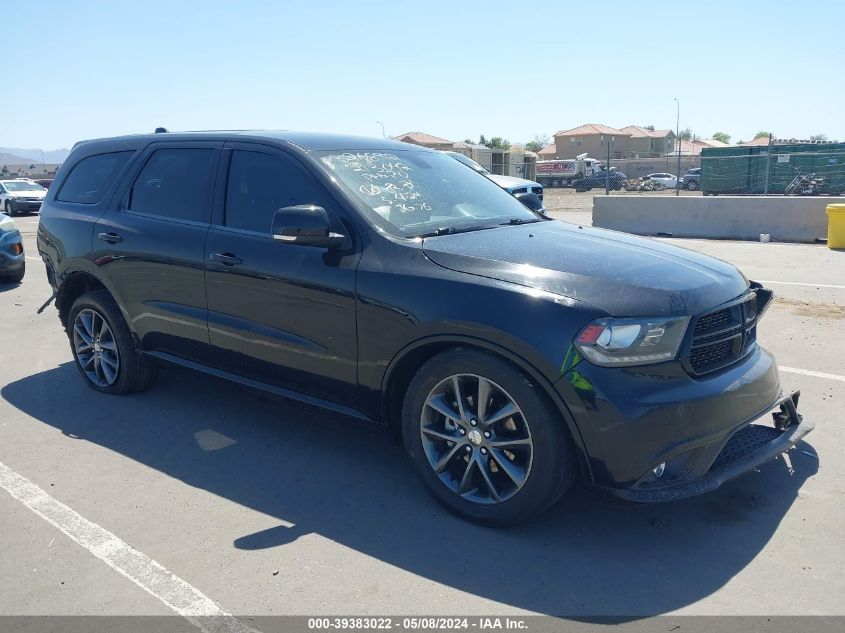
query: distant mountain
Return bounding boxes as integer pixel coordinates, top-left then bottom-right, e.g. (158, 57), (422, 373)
(0, 152), (36, 167)
(0, 147), (70, 164)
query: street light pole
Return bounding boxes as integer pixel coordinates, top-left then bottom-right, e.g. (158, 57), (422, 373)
(376, 121), (385, 138)
(674, 98), (681, 196)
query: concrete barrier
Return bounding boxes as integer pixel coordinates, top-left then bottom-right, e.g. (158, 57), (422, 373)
(593, 195), (845, 243)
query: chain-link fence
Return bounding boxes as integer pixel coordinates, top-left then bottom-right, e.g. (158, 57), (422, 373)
(700, 145), (845, 196)
(476, 160), (537, 181)
(607, 156), (701, 180)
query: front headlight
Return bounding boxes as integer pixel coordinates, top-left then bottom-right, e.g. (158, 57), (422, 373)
(574, 316), (690, 367)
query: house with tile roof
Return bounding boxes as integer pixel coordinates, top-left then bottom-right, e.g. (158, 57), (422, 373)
(392, 131), (456, 151)
(620, 126), (676, 158)
(552, 124), (632, 160)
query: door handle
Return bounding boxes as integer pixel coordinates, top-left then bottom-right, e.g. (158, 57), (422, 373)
(209, 252), (243, 266)
(98, 232), (123, 244)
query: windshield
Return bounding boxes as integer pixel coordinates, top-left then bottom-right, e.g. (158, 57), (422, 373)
(316, 150), (539, 237)
(3, 181), (46, 192)
(447, 152), (489, 174)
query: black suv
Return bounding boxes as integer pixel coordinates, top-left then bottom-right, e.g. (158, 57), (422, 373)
(36, 131), (813, 524)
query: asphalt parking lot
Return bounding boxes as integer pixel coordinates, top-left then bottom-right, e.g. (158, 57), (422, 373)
(2, 208), (844, 622)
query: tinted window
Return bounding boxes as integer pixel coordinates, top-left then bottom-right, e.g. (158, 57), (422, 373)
(56, 151), (134, 204)
(130, 148), (215, 222)
(225, 150), (327, 233)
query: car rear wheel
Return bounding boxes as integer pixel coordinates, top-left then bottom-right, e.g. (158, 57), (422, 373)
(68, 290), (158, 395)
(402, 349), (575, 525)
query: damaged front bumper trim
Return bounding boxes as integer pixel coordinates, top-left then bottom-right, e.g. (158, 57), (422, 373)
(607, 391), (813, 503)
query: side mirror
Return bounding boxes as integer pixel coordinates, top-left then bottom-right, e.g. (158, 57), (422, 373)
(272, 205), (345, 248)
(513, 191), (545, 214)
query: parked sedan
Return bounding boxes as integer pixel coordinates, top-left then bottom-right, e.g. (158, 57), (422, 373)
(0, 179), (48, 216)
(0, 213), (25, 283)
(572, 170), (627, 192)
(645, 173), (679, 190)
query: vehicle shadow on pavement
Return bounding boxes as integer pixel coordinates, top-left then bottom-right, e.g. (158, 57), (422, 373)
(2, 362), (818, 619)
(0, 281), (23, 292)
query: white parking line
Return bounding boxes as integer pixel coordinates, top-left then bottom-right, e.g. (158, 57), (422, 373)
(0, 461), (257, 633)
(780, 366), (845, 383)
(26, 256), (41, 261)
(758, 280), (845, 290)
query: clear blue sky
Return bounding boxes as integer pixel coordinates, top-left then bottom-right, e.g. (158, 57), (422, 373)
(5, 0), (843, 150)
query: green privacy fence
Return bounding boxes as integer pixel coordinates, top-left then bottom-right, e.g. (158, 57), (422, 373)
(700, 142), (845, 195)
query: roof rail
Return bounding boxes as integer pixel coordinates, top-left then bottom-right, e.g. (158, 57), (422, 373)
(154, 127), (169, 134)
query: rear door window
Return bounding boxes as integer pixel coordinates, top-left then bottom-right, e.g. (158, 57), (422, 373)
(129, 148), (215, 223)
(56, 151), (134, 204)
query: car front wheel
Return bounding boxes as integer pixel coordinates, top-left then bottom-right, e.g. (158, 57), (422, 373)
(687, 180), (698, 191)
(4, 200), (14, 217)
(68, 290), (158, 394)
(402, 349), (575, 525)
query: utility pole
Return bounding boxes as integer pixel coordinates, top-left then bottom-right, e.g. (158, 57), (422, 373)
(763, 133), (773, 195)
(674, 98), (681, 196)
(376, 121), (385, 138)
(605, 136), (612, 195)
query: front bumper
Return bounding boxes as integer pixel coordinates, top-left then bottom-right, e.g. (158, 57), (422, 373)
(608, 391), (813, 502)
(9, 199), (43, 213)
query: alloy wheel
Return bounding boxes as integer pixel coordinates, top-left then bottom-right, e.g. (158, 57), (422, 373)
(420, 374), (533, 504)
(73, 308), (120, 387)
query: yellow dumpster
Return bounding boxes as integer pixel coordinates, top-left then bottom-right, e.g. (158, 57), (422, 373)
(828, 204), (845, 249)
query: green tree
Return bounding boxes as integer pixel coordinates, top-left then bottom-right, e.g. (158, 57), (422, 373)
(463, 138), (474, 144)
(479, 135), (511, 150)
(645, 125), (655, 131)
(810, 134), (828, 142)
(678, 128), (693, 141)
(712, 132), (731, 144)
(753, 131), (772, 140)
(525, 141), (543, 153)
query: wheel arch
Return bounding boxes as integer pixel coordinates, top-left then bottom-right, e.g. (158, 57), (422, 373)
(55, 271), (109, 329)
(381, 335), (593, 481)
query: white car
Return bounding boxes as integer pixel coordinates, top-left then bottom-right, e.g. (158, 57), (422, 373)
(0, 179), (48, 216)
(444, 152), (545, 213)
(644, 173), (679, 190)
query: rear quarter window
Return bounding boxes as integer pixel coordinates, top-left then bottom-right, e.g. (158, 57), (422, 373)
(56, 151), (135, 204)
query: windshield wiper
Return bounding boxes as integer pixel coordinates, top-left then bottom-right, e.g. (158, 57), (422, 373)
(416, 223), (499, 238)
(501, 217), (541, 226)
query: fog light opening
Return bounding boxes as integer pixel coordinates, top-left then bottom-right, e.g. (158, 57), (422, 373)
(653, 462), (666, 478)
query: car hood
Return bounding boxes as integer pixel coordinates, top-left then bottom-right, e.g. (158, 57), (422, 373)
(10, 189), (46, 198)
(422, 220), (749, 316)
(486, 174), (540, 190)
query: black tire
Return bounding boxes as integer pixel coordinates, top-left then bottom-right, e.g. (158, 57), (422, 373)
(686, 179), (698, 191)
(402, 348), (575, 525)
(4, 200), (15, 217)
(0, 262), (25, 284)
(67, 289), (158, 395)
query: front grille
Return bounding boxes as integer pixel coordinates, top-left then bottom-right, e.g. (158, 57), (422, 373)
(688, 293), (762, 375)
(694, 307), (732, 334)
(690, 339), (735, 371)
(711, 424), (782, 470)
